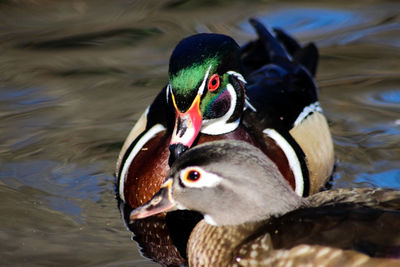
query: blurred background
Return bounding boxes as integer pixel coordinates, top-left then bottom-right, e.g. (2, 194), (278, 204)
(0, 0), (399, 266)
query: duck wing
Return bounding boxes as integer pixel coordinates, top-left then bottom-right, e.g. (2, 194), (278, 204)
(261, 188), (400, 258)
(241, 19), (319, 132)
(241, 18), (318, 77)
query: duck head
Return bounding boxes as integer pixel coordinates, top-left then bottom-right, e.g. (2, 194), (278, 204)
(167, 34), (246, 163)
(131, 140), (302, 226)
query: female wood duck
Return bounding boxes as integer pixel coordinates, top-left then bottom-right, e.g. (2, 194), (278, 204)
(116, 18), (334, 209)
(130, 140), (400, 266)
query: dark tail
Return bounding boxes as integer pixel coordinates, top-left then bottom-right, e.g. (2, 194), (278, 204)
(245, 18), (319, 77)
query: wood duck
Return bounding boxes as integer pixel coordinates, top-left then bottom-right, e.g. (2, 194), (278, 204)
(130, 140), (400, 266)
(116, 18), (334, 210)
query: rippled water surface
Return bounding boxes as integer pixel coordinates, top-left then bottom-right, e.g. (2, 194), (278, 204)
(0, 0), (399, 266)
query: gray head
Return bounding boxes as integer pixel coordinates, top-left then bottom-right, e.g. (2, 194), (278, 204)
(130, 140), (302, 226)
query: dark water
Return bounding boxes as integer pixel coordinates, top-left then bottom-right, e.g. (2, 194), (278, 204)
(0, 0), (399, 266)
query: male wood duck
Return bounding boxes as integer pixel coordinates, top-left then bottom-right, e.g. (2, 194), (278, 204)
(116, 18), (334, 209)
(130, 140), (400, 266)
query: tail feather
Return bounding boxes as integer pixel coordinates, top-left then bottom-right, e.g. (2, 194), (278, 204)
(242, 18), (319, 77)
(249, 18), (291, 62)
(294, 43), (319, 77)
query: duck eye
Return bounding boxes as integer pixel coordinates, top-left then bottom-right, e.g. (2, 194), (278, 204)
(185, 169), (201, 182)
(180, 166), (221, 188)
(208, 74), (220, 92)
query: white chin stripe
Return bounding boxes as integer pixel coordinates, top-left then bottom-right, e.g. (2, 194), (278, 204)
(200, 83), (240, 135)
(294, 101), (322, 127)
(263, 128), (304, 196)
(118, 124), (166, 202)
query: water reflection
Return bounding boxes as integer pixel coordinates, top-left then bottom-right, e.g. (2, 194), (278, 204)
(368, 89), (400, 106)
(357, 169), (400, 188)
(240, 7), (362, 37)
(18, 27), (163, 50)
(0, 160), (106, 218)
(0, 0), (399, 266)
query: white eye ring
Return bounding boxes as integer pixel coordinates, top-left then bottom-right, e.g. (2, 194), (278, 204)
(179, 166), (222, 188)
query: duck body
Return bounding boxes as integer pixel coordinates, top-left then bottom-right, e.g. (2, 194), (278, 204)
(130, 140), (400, 266)
(189, 188), (400, 266)
(116, 18), (334, 210)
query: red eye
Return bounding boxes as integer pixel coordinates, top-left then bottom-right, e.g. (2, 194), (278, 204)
(208, 74), (220, 92)
(185, 170), (201, 182)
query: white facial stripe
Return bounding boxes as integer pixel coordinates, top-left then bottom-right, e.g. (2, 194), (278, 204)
(245, 97), (257, 112)
(263, 128), (304, 196)
(166, 83), (171, 103)
(227, 71), (247, 84)
(119, 124), (166, 202)
(180, 166), (222, 188)
(294, 101), (322, 127)
(229, 71), (255, 112)
(200, 83), (239, 135)
(198, 64), (213, 96)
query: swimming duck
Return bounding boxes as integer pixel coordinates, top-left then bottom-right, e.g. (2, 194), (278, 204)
(116, 18), (334, 209)
(130, 140), (400, 266)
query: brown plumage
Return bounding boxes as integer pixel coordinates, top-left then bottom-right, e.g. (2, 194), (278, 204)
(130, 140), (400, 266)
(188, 188), (400, 266)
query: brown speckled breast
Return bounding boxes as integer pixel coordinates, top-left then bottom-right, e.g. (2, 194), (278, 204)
(129, 216), (186, 266)
(124, 131), (171, 208)
(120, 202), (202, 267)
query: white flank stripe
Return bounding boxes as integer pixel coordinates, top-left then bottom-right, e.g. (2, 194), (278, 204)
(263, 128), (304, 196)
(294, 101), (322, 127)
(201, 83), (240, 135)
(119, 124), (166, 202)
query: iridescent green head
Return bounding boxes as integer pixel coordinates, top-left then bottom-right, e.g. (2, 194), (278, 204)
(168, 33), (246, 161)
(169, 34), (241, 112)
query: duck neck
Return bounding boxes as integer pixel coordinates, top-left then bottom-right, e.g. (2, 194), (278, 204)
(188, 220), (267, 266)
(187, 196), (307, 265)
